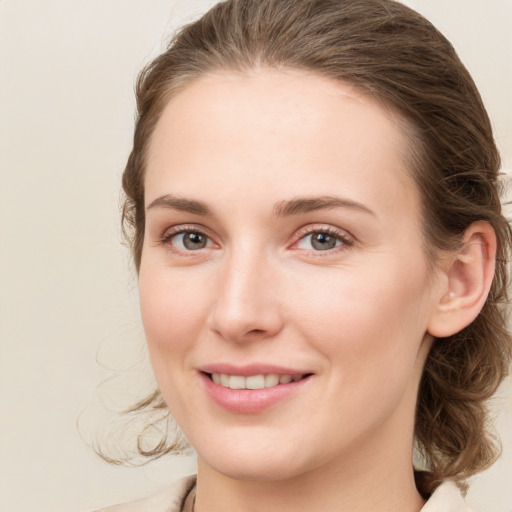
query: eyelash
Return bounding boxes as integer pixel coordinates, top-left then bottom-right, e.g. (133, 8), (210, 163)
(158, 224), (354, 256)
(291, 225), (354, 255)
(158, 224), (214, 255)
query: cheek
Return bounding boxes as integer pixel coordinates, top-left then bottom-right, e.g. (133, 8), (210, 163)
(138, 265), (213, 422)
(298, 269), (432, 434)
(290, 260), (432, 380)
(138, 265), (210, 363)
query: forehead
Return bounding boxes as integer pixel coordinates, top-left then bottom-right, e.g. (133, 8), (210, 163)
(145, 68), (420, 220)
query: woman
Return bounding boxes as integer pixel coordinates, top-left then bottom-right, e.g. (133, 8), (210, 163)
(95, 0), (511, 510)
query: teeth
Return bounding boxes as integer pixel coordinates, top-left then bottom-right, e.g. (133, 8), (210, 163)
(265, 374), (279, 387)
(211, 373), (304, 390)
(246, 375), (265, 389)
(228, 375), (246, 389)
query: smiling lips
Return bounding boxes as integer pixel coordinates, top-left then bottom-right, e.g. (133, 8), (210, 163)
(200, 368), (312, 413)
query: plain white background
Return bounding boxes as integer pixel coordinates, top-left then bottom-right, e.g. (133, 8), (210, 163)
(1, 1), (511, 511)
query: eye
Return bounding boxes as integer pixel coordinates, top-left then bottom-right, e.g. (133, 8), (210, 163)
(297, 232), (341, 251)
(164, 230), (214, 251)
(294, 227), (352, 252)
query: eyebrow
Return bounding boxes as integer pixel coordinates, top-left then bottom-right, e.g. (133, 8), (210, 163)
(145, 194), (375, 218)
(146, 195), (212, 215)
(273, 196), (376, 217)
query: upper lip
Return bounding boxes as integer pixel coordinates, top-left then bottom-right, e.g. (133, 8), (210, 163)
(199, 363), (312, 376)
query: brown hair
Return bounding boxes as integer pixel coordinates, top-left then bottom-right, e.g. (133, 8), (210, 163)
(119, 0), (511, 495)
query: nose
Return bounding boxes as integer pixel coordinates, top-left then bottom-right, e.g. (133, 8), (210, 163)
(207, 251), (284, 343)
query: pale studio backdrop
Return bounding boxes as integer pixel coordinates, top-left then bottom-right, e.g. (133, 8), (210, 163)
(1, 1), (511, 511)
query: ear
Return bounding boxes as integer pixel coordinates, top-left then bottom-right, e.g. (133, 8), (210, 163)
(427, 221), (497, 338)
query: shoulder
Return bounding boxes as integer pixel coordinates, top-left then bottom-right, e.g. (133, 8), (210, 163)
(421, 481), (475, 512)
(90, 474), (196, 512)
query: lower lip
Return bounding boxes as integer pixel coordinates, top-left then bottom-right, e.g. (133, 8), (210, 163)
(200, 373), (312, 414)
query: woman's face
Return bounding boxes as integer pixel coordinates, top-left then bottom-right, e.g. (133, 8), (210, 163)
(139, 69), (443, 482)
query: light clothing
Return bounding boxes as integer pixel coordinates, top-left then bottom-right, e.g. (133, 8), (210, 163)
(91, 475), (474, 512)
(421, 480), (474, 512)
(91, 475), (196, 512)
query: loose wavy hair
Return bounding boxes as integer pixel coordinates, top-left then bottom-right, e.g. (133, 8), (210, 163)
(117, 0), (511, 496)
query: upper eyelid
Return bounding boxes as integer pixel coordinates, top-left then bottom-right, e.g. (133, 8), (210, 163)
(292, 224), (354, 242)
(161, 223), (213, 239)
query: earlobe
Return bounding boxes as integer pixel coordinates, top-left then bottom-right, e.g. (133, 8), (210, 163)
(427, 221), (496, 338)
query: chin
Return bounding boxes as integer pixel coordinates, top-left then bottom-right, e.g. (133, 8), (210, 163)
(194, 430), (321, 483)
(204, 454), (306, 482)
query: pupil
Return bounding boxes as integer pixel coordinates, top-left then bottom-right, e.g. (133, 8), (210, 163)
(184, 232), (206, 250)
(311, 233), (336, 250)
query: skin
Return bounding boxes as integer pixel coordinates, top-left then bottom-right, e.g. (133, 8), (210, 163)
(139, 69), (461, 512)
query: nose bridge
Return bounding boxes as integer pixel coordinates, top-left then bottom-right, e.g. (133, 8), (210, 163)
(208, 242), (283, 342)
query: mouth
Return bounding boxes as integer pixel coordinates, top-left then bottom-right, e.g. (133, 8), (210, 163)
(200, 368), (314, 413)
(204, 372), (312, 390)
